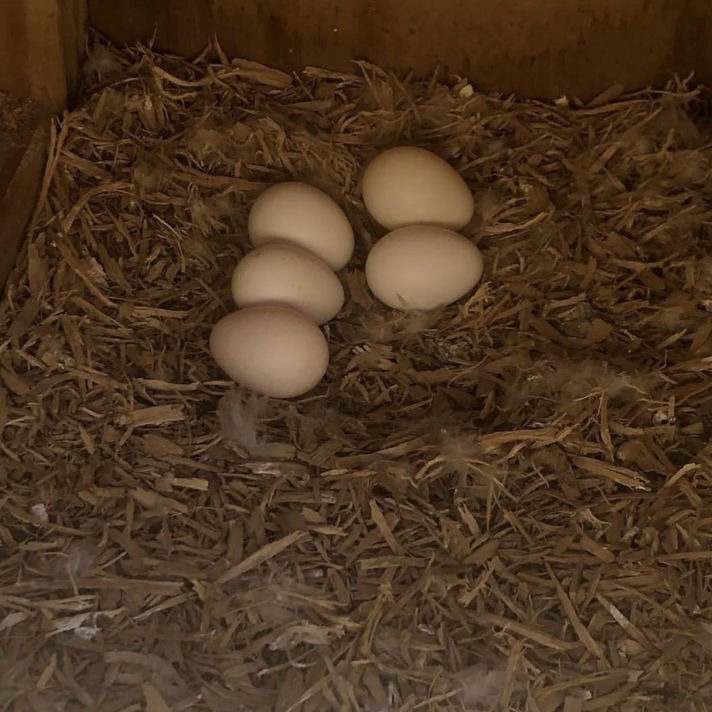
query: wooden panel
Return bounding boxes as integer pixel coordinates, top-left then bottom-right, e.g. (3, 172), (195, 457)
(88, 0), (712, 101)
(0, 112), (48, 288)
(0, 0), (87, 112)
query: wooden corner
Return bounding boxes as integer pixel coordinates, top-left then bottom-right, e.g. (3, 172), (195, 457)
(0, 0), (87, 113)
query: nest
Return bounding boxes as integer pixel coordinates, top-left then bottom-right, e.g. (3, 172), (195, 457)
(1, 36), (711, 712)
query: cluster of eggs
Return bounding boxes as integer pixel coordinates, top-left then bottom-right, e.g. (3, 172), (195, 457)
(210, 147), (483, 398)
(210, 182), (353, 398)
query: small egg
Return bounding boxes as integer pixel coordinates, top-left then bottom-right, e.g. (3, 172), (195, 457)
(210, 306), (329, 398)
(362, 146), (474, 230)
(365, 225), (483, 311)
(231, 243), (344, 325)
(248, 182), (354, 270)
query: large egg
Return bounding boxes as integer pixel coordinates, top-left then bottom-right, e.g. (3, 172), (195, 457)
(248, 182), (354, 270)
(210, 306), (329, 398)
(231, 243), (344, 325)
(362, 146), (474, 230)
(365, 226), (483, 311)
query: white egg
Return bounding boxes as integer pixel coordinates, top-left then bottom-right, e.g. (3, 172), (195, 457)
(210, 306), (329, 398)
(362, 146), (474, 230)
(365, 225), (483, 311)
(248, 182), (354, 270)
(231, 243), (344, 325)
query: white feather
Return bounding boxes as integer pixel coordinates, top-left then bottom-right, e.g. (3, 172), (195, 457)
(217, 388), (266, 455)
(83, 45), (123, 78)
(455, 659), (507, 710)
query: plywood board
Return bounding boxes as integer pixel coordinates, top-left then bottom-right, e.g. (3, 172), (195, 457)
(0, 109), (47, 288)
(0, 0), (87, 112)
(88, 0), (711, 101)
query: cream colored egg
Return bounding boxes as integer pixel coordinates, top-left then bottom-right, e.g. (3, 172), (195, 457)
(231, 243), (344, 325)
(210, 306), (329, 398)
(365, 226), (483, 311)
(248, 182), (354, 270)
(362, 146), (474, 230)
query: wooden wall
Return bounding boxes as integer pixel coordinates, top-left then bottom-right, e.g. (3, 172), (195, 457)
(0, 112), (48, 288)
(88, 0), (712, 102)
(0, 0), (87, 112)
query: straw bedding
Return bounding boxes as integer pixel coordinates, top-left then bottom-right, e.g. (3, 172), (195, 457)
(0, 38), (711, 712)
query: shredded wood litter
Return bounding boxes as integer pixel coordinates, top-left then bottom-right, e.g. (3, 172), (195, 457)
(1, 37), (711, 712)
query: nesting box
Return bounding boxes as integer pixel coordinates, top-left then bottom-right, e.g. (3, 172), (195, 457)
(0, 3), (711, 711)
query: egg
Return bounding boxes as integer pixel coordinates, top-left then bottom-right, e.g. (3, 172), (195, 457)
(210, 306), (329, 398)
(365, 225), (483, 311)
(248, 182), (354, 270)
(231, 243), (344, 325)
(362, 146), (474, 230)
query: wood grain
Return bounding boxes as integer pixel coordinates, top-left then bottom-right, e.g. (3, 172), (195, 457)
(0, 115), (47, 289)
(0, 0), (87, 111)
(88, 0), (711, 101)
